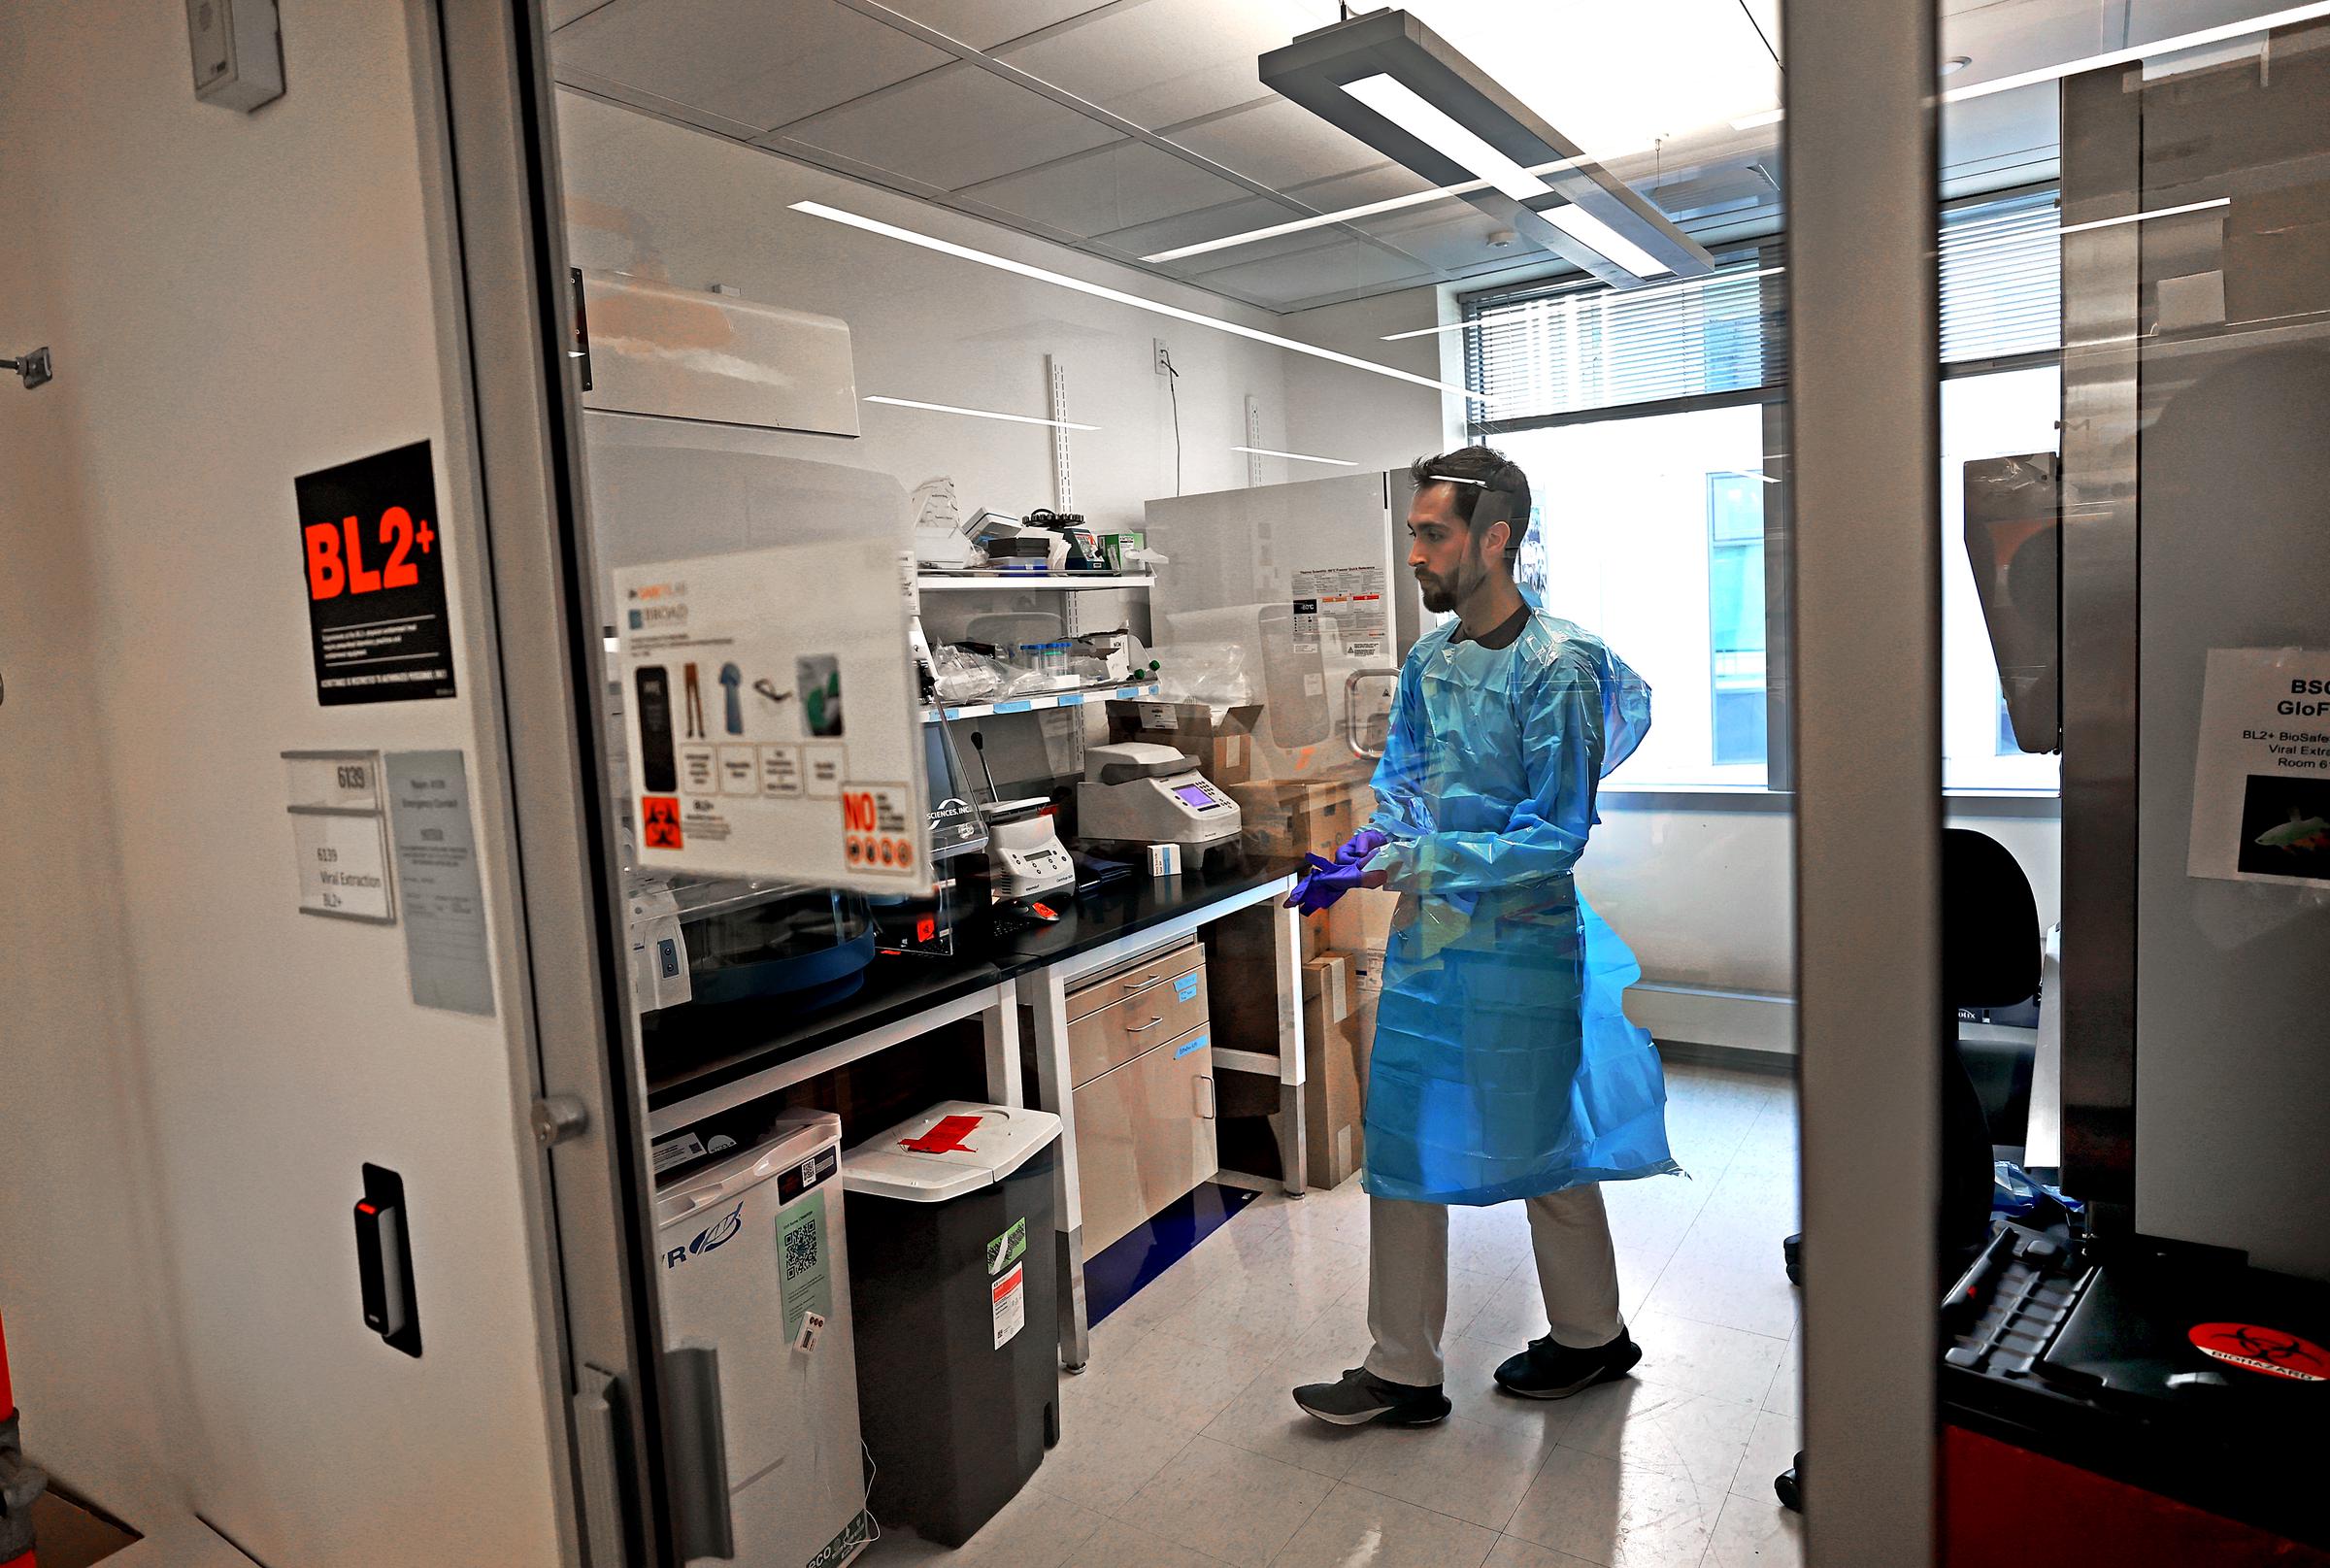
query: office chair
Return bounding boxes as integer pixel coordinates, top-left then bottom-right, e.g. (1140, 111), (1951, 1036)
(1776, 828), (2043, 1512)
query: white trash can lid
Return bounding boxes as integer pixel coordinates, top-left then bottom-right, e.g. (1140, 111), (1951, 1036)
(844, 1100), (1064, 1203)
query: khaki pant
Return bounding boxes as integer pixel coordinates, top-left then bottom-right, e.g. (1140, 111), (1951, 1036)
(1363, 1187), (1623, 1388)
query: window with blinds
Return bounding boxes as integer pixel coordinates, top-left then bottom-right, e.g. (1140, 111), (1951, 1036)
(1464, 189), (2060, 426)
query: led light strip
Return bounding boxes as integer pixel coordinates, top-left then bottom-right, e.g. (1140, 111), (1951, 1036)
(792, 201), (1495, 405)
(1230, 445), (1357, 467)
(1944, 2), (2330, 102)
(863, 394), (1098, 430)
(1380, 265), (1787, 340)
(1734, 2), (2330, 131)
(2056, 197), (2231, 235)
(1142, 152), (1606, 265)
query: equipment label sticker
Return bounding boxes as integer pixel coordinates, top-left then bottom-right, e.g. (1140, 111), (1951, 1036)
(779, 1192), (833, 1344)
(991, 1262), (1026, 1349)
(986, 1218), (1028, 1278)
(295, 441), (457, 706)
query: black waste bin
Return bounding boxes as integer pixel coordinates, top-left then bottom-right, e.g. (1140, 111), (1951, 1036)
(843, 1101), (1063, 1549)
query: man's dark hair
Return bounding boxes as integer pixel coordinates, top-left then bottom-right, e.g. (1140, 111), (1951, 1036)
(1410, 446), (1531, 556)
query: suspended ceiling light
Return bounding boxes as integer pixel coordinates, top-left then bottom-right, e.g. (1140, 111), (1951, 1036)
(1231, 446), (1358, 467)
(863, 395), (1098, 430)
(1259, 9), (1714, 289)
(790, 201), (1493, 405)
(1341, 74), (1552, 201)
(1542, 204), (1671, 280)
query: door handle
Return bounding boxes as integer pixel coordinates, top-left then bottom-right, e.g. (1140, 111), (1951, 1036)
(1126, 1014), (1166, 1034)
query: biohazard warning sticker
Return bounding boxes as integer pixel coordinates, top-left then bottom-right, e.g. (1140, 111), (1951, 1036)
(2187, 1321), (2329, 1383)
(641, 796), (683, 851)
(841, 782), (917, 878)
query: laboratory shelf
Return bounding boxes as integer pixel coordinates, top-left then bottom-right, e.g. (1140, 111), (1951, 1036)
(915, 571), (1153, 591)
(923, 681), (1158, 723)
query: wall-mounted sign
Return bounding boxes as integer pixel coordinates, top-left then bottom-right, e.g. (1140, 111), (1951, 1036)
(284, 750), (395, 923)
(614, 542), (928, 894)
(295, 440), (457, 706)
(385, 750), (494, 1017)
(2188, 648), (2330, 886)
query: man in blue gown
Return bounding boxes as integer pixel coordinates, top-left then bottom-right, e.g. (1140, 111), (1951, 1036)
(1290, 447), (1677, 1427)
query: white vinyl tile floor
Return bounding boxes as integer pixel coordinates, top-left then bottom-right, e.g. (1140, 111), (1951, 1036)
(864, 1061), (1804, 1568)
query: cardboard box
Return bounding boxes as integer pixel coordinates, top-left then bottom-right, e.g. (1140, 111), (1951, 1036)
(1300, 951), (1368, 1189)
(1106, 698), (1265, 786)
(1226, 776), (1376, 862)
(1325, 885), (1399, 957)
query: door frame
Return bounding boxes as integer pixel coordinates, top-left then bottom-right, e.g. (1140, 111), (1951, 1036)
(433, 2), (679, 1560)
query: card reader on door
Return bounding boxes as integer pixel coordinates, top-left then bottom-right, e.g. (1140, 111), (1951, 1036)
(1076, 742), (1242, 850)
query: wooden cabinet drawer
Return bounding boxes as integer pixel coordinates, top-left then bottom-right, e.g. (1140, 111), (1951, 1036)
(1072, 1026), (1218, 1255)
(1066, 961), (1209, 1089)
(1064, 940), (1205, 1024)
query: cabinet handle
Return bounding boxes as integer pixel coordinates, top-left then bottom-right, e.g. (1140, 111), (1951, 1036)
(1195, 1075), (1215, 1119)
(1126, 1014), (1166, 1034)
(1124, 971), (1164, 990)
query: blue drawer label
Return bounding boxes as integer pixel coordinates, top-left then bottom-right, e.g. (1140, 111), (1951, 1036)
(1176, 975), (1200, 1003)
(1174, 1033), (1209, 1059)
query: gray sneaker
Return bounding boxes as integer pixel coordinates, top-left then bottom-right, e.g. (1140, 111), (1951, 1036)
(1291, 1366), (1451, 1427)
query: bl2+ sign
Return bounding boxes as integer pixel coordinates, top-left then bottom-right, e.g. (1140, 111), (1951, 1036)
(294, 441), (458, 707)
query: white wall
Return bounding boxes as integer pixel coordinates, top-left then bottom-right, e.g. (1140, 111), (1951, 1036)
(557, 90), (1293, 533)
(1280, 285), (1464, 477)
(0, 5), (563, 1561)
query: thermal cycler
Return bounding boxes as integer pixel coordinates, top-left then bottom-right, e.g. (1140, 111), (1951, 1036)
(1075, 742), (1243, 850)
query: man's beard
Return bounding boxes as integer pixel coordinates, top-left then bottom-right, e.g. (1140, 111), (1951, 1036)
(1416, 552), (1483, 614)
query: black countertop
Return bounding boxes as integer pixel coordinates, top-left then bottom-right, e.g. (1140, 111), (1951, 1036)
(988, 853), (1299, 972)
(643, 853), (1302, 1113)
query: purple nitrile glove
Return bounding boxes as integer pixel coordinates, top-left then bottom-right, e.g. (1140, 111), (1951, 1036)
(1335, 828), (1389, 866)
(1286, 855), (1373, 917)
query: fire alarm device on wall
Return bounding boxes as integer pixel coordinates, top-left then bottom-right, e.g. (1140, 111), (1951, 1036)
(186, 0), (284, 112)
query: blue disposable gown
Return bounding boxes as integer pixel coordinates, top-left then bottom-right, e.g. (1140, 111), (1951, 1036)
(1361, 604), (1677, 1205)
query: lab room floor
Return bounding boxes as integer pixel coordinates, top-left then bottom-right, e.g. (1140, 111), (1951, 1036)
(864, 1061), (1804, 1568)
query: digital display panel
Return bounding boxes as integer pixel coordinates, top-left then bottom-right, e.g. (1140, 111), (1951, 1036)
(1171, 784), (1223, 810)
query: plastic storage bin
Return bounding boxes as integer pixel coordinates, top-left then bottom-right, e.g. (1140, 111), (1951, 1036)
(843, 1101), (1064, 1548)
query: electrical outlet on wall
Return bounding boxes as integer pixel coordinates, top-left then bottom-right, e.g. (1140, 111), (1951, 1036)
(1153, 339), (1172, 377)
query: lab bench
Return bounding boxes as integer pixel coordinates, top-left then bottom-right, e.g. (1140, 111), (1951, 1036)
(641, 854), (1307, 1372)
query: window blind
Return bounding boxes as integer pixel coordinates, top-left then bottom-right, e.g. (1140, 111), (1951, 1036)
(1464, 190), (2060, 425)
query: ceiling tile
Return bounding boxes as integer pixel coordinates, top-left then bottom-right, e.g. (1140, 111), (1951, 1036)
(549, 0), (618, 27)
(553, 0), (949, 129)
(1358, 206), (1528, 273)
(963, 139), (1262, 238)
(771, 67), (1123, 191)
(894, 0), (1112, 48)
(998, 0), (1336, 130)
(1165, 96), (1385, 191)
(1186, 237), (1423, 304)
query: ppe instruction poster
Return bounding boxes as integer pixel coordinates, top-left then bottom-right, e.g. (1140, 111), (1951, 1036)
(2188, 648), (2330, 885)
(614, 541), (930, 894)
(1293, 564), (1388, 658)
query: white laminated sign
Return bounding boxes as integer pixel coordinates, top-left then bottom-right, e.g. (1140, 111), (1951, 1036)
(615, 541), (930, 894)
(2188, 648), (2330, 887)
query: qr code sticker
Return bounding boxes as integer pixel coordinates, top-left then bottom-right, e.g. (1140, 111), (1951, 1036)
(783, 1219), (818, 1281)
